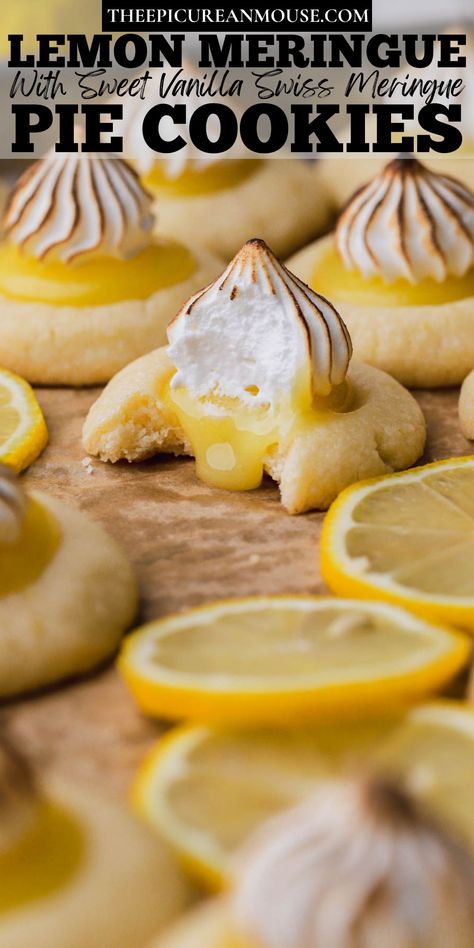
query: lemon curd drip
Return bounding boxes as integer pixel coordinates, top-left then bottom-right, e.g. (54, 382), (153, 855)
(143, 160), (260, 197)
(0, 497), (61, 598)
(312, 245), (474, 307)
(0, 241), (196, 307)
(166, 374), (352, 492)
(0, 800), (84, 914)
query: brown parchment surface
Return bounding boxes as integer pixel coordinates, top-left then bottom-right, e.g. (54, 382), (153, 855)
(4, 385), (471, 800)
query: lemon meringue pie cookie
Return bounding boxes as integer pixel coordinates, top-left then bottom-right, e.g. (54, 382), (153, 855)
(121, 68), (333, 260)
(0, 466), (136, 696)
(83, 239), (425, 514)
(288, 158), (474, 388)
(145, 157), (334, 261)
(0, 152), (222, 385)
(154, 775), (474, 948)
(0, 738), (189, 948)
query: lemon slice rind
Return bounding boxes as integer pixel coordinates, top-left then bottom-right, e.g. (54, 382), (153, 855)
(0, 369), (48, 472)
(119, 596), (469, 725)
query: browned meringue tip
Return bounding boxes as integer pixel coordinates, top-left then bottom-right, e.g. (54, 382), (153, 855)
(245, 237), (272, 250)
(383, 156), (422, 174)
(351, 772), (418, 823)
(350, 770), (453, 834)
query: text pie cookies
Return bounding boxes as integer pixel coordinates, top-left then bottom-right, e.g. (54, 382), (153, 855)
(83, 239), (425, 514)
(0, 152), (222, 385)
(121, 66), (334, 260)
(0, 466), (136, 696)
(288, 158), (474, 388)
(0, 738), (188, 948)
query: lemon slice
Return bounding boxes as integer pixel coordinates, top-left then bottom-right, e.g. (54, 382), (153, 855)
(133, 702), (474, 889)
(133, 718), (397, 888)
(118, 597), (468, 726)
(0, 369), (48, 472)
(321, 457), (474, 631)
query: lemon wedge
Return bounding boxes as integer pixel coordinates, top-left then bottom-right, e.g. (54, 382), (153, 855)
(118, 597), (468, 726)
(321, 458), (474, 631)
(132, 702), (474, 889)
(0, 369), (48, 472)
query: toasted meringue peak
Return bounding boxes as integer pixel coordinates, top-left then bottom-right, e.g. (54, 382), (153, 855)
(3, 152), (154, 263)
(336, 158), (474, 284)
(0, 734), (38, 854)
(0, 466), (27, 544)
(167, 239), (352, 403)
(232, 775), (474, 948)
(120, 63), (243, 177)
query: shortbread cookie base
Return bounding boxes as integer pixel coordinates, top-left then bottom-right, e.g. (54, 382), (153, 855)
(153, 160), (335, 260)
(288, 236), (474, 389)
(318, 156), (474, 210)
(0, 247), (221, 385)
(0, 493), (137, 696)
(459, 368), (474, 439)
(0, 780), (189, 948)
(82, 348), (426, 515)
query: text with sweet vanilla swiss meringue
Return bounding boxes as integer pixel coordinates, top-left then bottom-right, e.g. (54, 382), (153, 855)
(6, 31), (468, 157)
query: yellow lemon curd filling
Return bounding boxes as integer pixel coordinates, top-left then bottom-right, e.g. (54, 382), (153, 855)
(143, 160), (260, 196)
(0, 241), (196, 307)
(166, 372), (353, 492)
(312, 245), (474, 307)
(0, 800), (84, 914)
(0, 497), (61, 598)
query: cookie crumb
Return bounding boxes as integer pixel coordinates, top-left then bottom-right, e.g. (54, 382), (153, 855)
(81, 457), (95, 475)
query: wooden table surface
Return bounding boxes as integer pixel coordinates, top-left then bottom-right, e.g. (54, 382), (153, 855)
(5, 384), (472, 802)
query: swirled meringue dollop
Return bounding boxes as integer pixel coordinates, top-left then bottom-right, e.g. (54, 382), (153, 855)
(3, 153), (154, 263)
(232, 775), (474, 948)
(0, 465), (27, 544)
(167, 238), (352, 402)
(336, 158), (474, 284)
